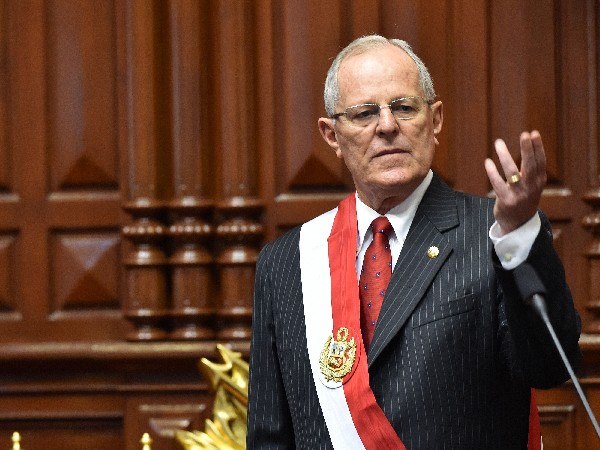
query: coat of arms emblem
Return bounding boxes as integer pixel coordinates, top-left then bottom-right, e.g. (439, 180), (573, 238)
(319, 327), (357, 383)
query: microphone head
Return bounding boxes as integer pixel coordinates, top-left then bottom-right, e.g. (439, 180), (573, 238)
(513, 262), (547, 300)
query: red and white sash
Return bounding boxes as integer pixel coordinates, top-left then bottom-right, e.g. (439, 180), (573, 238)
(300, 194), (405, 449)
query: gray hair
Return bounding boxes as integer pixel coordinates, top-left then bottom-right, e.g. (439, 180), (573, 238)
(323, 35), (436, 117)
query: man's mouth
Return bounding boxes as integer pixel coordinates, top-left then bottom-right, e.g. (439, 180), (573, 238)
(374, 148), (409, 157)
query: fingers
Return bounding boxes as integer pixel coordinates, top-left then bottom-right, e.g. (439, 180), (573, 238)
(485, 131), (547, 234)
(493, 138), (520, 183)
(519, 130), (547, 185)
(492, 131), (546, 185)
(484, 157), (509, 197)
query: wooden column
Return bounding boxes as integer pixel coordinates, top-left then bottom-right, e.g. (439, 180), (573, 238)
(212, 1), (263, 340)
(165, 0), (214, 340)
(119, 0), (169, 341)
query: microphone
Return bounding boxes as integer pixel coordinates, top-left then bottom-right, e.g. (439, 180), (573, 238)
(513, 263), (600, 439)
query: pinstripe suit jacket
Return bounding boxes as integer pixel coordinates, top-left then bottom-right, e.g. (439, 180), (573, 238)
(247, 174), (581, 450)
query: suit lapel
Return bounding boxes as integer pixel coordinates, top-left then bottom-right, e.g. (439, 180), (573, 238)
(368, 175), (460, 367)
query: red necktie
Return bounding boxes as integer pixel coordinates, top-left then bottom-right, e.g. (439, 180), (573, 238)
(359, 216), (393, 352)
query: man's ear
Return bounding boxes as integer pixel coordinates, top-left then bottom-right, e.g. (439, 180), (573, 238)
(318, 117), (342, 158)
(431, 101), (443, 146)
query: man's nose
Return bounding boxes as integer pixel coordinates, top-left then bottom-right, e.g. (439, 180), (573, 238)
(376, 106), (399, 135)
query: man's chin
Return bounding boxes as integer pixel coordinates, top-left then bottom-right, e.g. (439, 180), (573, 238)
(376, 171), (424, 189)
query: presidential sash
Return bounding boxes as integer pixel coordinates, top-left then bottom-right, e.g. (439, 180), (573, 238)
(300, 194), (406, 449)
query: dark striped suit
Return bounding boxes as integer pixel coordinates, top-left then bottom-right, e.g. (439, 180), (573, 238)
(247, 173), (581, 449)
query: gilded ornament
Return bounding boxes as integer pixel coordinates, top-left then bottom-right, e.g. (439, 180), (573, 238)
(319, 327), (357, 383)
(176, 344), (248, 450)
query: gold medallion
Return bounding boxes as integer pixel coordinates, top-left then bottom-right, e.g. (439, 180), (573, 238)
(319, 327), (357, 383)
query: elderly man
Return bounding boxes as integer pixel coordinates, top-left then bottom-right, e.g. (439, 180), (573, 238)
(246, 35), (581, 449)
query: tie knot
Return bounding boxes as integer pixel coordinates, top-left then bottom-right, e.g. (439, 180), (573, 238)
(371, 216), (392, 237)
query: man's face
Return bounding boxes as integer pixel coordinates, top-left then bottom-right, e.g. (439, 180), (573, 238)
(318, 44), (443, 212)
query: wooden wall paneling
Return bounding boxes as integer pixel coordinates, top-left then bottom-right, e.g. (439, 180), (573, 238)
(45, 0), (124, 340)
(0, 0), (19, 335)
(0, 0), (595, 447)
(0, 0), (124, 341)
(252, 0), (276, 245)
(537, 387), (579, 450)
(582, 382), (600, 448)
(274, 0), (349, 192)
(0, 0), (8, 191)
(46, 0), (119, 192)
(0, 0), (18, 327)
(0, 0), (46, 340)
(211, 1), (263, 340)
(555, 0), (596, 337)
(582, 0), (600, 335)
(491, 0), (595, 335)
(165, 0), (215, 341)
(439, 0), (489, 195)
(538, 380), (600, 450)
(119, 0), (169, 341)
(0, 393), (123, 450)
(0, 339), (238, 450)
(490, 0), (559, 165)
(253, 0), (277, 242)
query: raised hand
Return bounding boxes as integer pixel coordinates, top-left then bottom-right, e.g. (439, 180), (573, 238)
(484, 130), (547, 235)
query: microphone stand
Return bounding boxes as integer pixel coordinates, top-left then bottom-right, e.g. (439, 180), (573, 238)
(515, 263), (600, 439)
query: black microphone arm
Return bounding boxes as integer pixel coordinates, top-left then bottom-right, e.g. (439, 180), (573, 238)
(513, 263), (600, 439)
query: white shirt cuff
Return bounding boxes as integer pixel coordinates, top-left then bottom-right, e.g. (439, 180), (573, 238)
(489, 213), (541, 270)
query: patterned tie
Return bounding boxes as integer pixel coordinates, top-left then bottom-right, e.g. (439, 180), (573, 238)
(359, 216), (393, 352)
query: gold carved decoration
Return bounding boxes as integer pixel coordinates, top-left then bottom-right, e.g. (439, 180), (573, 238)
(176, 344), (248, 449)
(319, 327), (357, 383)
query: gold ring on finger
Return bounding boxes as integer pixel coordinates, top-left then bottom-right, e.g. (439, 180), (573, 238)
(508, 173), (521, 185)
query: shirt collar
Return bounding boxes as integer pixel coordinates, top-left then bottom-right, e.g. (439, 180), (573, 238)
(356, 170), (433, 249)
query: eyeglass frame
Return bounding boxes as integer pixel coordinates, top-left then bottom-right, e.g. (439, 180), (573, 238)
(330, 96), (435, 126)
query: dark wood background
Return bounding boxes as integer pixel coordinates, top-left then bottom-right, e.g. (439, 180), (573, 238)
(0, 0), (598, 448)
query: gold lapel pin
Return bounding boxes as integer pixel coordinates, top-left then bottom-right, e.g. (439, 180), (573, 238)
(427, 246), (440, 259)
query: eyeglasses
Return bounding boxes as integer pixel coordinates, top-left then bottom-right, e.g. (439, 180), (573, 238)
(331, 96), (433, 126)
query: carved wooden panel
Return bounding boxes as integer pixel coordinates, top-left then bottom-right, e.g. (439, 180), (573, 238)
(50, 232), (120, 313)
(46, 0), (119, 191)
(0, 0), (124, 342)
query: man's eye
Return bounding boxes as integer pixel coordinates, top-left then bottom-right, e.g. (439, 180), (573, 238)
(391, 102), (416, 113)
(349, 107), (378, 120)
(390, 98), (422, 117)
(395, 104), (415, 113)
